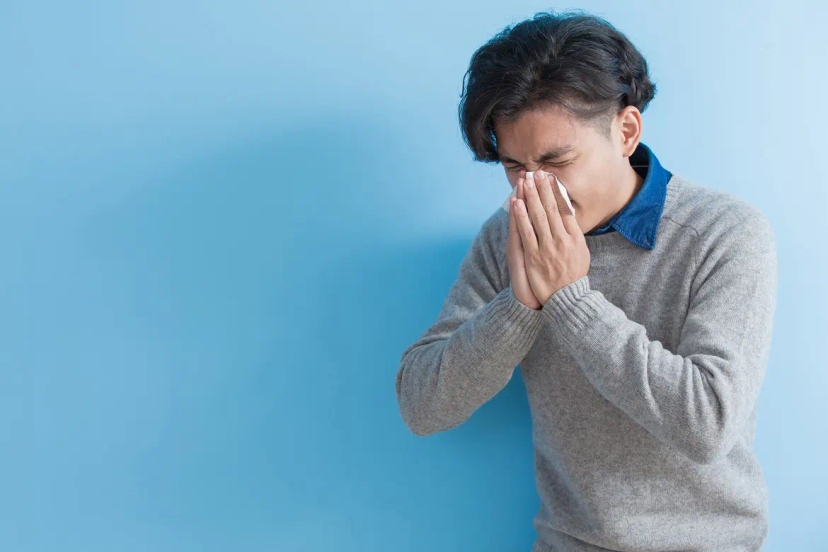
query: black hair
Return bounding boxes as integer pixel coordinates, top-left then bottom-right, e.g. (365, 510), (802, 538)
(458, 9), (657, 163)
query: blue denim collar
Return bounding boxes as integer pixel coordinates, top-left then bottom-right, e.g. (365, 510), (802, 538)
(585, 142), (672, 250)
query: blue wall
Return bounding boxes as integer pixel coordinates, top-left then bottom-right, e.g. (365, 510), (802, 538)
(1, 1), (825, 550)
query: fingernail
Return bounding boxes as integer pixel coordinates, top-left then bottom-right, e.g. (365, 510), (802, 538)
(536, 169), (545, 179)
(525, 175), (534, 188)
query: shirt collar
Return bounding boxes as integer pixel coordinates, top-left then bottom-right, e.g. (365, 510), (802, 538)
(585, 141), (672, 250)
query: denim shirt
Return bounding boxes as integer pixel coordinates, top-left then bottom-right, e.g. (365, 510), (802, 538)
(585, 142), (672, 250)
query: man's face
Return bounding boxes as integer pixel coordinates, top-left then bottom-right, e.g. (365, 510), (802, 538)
(494, 104), (633, 234)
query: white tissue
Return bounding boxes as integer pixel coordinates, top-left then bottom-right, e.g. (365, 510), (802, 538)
(501, 171), (575, 215)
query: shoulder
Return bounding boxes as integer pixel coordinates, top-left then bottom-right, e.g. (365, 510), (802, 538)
(482, 206), (510, 244)
(470, 207), (511, 290)
(663, 175), (775, 252)
(664, 176), (776, 298)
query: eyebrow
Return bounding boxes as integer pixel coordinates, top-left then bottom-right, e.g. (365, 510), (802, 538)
(497, 144), (575, 164)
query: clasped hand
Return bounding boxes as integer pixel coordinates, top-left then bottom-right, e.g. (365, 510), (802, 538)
(507, 169), (591, 308)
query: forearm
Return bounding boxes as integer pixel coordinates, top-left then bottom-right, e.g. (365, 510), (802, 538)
(542, 274), (775, 464)
(396, 284), (543, 436)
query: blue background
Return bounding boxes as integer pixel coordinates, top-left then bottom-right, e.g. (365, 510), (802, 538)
(1, 1), (826, 550)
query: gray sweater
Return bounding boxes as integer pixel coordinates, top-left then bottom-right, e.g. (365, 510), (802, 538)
(395, 174), (778, 551)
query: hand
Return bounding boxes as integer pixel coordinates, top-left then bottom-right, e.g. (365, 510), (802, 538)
(513, 169), (590, 305)
(507, 178), (542, 310)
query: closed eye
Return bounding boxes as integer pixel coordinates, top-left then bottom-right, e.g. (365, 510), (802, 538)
(505, 162), (570, 170)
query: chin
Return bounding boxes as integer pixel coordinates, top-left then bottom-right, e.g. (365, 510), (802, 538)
(570, 204), (588, 233)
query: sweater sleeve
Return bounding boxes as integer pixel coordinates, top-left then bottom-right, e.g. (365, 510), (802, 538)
(540, 211), (778, 464)
(395, 211), (545, 436)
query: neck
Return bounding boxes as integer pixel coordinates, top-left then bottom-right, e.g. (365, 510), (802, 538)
(592, 162), (645, 230)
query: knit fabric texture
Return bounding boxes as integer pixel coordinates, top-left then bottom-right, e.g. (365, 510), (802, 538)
(396, 174), (778, 551)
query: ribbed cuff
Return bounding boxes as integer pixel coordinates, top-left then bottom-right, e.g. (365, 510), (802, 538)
(540, 276), (612, 338)
(477, 284), (545, 355)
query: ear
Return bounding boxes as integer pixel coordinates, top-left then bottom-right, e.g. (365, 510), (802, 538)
(617, 106), (643, 157)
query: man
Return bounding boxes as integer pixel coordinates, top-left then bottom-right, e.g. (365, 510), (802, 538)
(395, 9), (777, 552)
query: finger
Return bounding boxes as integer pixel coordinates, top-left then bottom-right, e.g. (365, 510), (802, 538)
(509, 199), (533, 295)
(508, 194), (514, 236)
(535, 170), (567, 238)
(547, 172), (580, 235)
(515, 178), (532, 241)
(522, 173), (552, 247)
(514, 198), (539, 253)
(508, 196), (520, 251)
(509, 198), (531, 286)
(509, 197), (526, 257)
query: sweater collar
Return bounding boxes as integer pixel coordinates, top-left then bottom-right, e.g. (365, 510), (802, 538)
(585, 142), (672, 250)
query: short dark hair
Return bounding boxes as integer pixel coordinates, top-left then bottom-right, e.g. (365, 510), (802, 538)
(458, 9), (657, 163)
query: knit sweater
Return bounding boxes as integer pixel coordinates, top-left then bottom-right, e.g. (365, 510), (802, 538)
(395, 174), (778, 551)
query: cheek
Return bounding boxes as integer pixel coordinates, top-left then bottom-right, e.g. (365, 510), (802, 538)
(503, 167), (519, 189)
(552, 172), (578, 199)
